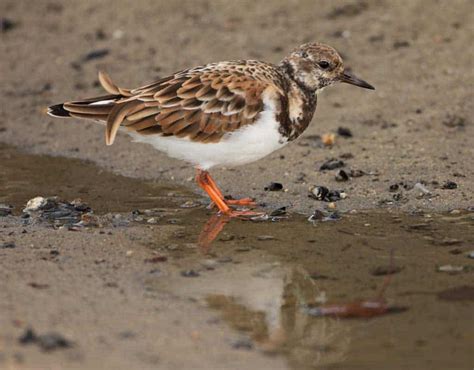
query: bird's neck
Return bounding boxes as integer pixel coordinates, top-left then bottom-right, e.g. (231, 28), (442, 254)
(277, 61), (318, 141)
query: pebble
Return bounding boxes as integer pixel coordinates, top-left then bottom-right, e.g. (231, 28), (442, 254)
(23, 197), (47, 212)
(257, 235), (275, 241)
(0, 204), (13, 216)
(264, 182), (283, 191)
(181, 270), (200, 277)
(335, 169), (350, 182)
(320, 159), (345, 171)
(437, 265), (464, 273)
(147, 217), (158, 224)
(337, 127), (353, 137)
(414, 182), (431, 195)
(231, 338), (253, 350)
(467, 251), (474, 259)
(442, 181), (458, 189)
(0, 242), (16, 249)
(19, 328), (72, 351)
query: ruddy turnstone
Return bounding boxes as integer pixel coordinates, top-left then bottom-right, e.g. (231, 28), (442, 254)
(48, 42), (374, 217)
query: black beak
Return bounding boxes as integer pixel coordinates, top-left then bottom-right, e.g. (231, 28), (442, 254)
(340, 71), (375, 90)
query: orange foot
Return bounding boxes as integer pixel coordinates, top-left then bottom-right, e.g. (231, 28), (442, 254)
(195, 169), (264, 218)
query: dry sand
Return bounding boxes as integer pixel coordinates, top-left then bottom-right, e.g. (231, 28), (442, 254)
(1, 0), (473, 214)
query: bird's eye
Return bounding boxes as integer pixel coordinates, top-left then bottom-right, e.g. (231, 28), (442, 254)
(318, 61), (330, 69)
(300, 51), (309, 58)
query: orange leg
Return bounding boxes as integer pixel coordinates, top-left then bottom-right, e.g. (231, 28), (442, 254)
(195, 169), (262, 217)
(200, 170), (256, 207)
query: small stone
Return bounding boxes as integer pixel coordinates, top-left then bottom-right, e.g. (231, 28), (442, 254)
(437, 265), (464, 273)
(23, 197), (47, 212)
(257, 235), (275, 241)
(337, 127), (353, 137)
(0, 242), (16, 249)
(467, 251), (474, 259)
(147, 217), (158, 224)
(231, 338), (253, 350)
(181, 270), (200, 277)
(125, 250), (134, 257)
(389, 184), (399, 192)
(144, 256), (167, 263)
(264, 182), (283, 191)
(320, 159), (345, 171)
(0, 18), (16, 33)
(327, 202), (337, 209)
(0, 204), (13, 216)
(414, 182), (431, 195)
(442, 181), (457, 189)
(335, 169), (349, 182)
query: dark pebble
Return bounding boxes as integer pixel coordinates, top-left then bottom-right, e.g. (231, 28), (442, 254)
(0, 204), (13, 216)
(0, 18), (16, 33)
(144, 256), (168, 263)
(442, 181), (457, 189)
(181, 270), (200, 277)
(320, 159), (345, 171)
(335, 169), (349, 182)
(337, 127), (353, 137)
(257, 235), (275, 241)
(82, 48), (110, 62)
(1, 242), (16, 249)
(19, 328), (72, 351)
(393, 40), (410, 49)
(269, 206), (287, 217)
(231, 338), (253, 350)
(389, 184), (399, 192)
(264, 182), (283, 191)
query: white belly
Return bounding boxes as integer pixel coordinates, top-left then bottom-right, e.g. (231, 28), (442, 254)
(128, 104), (288, 170)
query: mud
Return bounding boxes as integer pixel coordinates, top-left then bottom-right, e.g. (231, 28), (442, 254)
(1, 0), (473, 214)
(1, 146), (473, 370)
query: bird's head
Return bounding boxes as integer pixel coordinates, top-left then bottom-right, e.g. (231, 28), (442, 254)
(280, 42), (374, 92)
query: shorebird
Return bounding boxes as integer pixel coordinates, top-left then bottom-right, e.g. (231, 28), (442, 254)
(48, 42), (374, 217)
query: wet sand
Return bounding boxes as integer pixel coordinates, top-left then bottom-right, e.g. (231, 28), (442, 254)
(1, 146), (473, 370)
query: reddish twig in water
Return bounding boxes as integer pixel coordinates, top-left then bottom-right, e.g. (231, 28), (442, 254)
(304, 250), (407, 318)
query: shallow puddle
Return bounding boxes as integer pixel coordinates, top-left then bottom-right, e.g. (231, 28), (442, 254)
(1, 144), (473, 370)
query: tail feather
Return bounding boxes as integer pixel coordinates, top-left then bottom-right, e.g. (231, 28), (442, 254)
(47, 71), (148, 146)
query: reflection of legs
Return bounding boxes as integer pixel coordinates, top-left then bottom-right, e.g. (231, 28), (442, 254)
(198, 213), (230, 252)
(195, 169), (262, 217)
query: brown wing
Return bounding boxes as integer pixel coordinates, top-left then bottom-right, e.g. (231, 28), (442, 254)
(104, 62), (284, 145)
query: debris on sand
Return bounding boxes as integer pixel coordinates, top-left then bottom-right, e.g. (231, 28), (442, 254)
(320, 158), (345, 171)
(437, 265), (465, 273)
(335, 169), (350, 182)
(309, 186), (347, 202)
(22, 196), (93, 227)
(0, 204), (13, 216)
(322, 133), (336, 146)
(1, 242), (16, 249)
(0, 18), (16, 33)
(19, 328), (73, 351)
(337, 127), (353, 137)
(414, 182), (431, 196)
(442, 181), (458, 189)
(264, 182), (283, 191)
(308, 209), (341, 223)
(181, 270), (200, 277)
